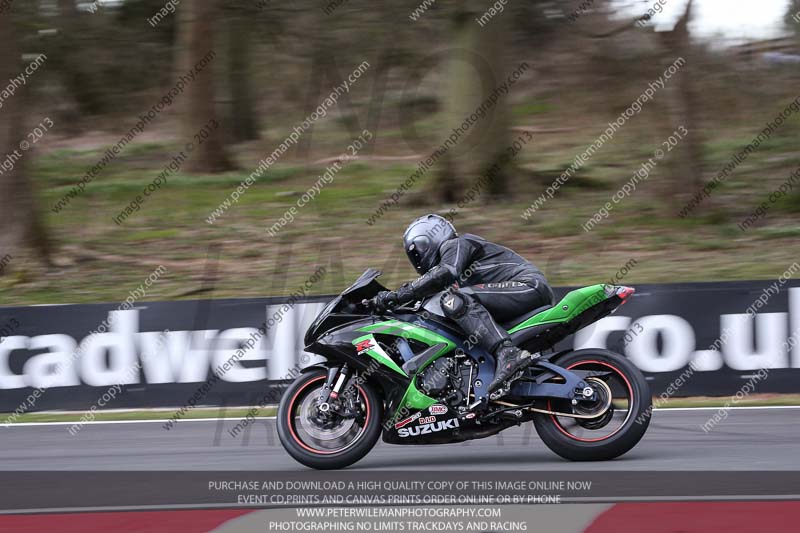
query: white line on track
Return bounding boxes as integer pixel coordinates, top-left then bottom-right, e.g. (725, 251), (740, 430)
(2, 405), (800, 428)
(0, 417), (277, 428)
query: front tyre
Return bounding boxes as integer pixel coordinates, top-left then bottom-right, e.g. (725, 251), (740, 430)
(277, 369), (383, 470)
(533, 349), (651, 461)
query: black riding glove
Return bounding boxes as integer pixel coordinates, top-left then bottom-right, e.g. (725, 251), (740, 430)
(372, 291), (399, 312)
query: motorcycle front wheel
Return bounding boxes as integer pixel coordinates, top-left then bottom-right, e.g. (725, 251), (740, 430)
(277, 368), (383, 470)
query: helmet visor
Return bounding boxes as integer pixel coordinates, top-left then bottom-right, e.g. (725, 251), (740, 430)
(406, 237), (433, 273)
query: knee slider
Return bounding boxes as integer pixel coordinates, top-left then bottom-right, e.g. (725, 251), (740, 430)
(440, 291), (469, 319)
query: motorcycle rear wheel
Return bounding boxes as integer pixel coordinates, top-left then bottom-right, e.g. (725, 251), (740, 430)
(533, 349), (651, 461)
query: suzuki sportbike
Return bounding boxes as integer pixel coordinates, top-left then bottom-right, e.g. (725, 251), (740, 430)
(277, 269), (651, 469)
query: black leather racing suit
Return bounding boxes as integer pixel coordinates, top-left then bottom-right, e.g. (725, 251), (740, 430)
(395, 233), (554, 354)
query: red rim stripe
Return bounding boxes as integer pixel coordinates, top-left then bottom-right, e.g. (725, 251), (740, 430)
(286, 375), (370, 455)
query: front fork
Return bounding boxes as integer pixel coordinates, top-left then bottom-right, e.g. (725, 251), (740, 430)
(316, 365), (353, 415)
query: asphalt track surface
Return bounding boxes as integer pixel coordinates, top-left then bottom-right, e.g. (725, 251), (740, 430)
(1, 407), (798, 471)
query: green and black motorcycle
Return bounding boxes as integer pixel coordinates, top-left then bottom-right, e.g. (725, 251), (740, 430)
(277, 269), (651, 469)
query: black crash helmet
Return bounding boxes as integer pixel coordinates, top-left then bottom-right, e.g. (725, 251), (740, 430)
(403, 214), (457, 274)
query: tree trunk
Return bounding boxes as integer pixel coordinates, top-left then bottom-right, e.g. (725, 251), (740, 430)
(658, 0), (703, 205)
(56, 0), (99, 121)
(227, 11), (259, 142)
(434, 3), (513, 202)
(0, 14), (50, 270)
(179, 0), (234, 173)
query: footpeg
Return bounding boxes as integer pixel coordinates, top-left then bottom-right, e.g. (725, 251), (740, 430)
(489, 389), (507, 401)
(468, 396), (488, 411)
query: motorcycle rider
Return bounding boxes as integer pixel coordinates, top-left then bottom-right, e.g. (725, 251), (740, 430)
(370, 214), (555, 393)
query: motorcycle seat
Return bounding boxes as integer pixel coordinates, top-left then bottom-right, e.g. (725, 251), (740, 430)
(500, 304), (553, 330)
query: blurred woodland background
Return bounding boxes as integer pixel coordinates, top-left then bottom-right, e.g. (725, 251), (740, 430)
(0, 0), (799, 305)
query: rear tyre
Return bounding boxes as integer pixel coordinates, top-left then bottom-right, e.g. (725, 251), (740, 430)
(533, 349), (651, 461)
(277, 369), (383, 470)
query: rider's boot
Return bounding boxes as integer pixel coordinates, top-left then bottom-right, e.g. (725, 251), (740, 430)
(488, 341), (539, 393)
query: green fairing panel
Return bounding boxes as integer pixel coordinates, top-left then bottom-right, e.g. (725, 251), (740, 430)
(508, 284), (609, 334)
(398, 380), (438, 411)
(357, 320), (446, 411)
(358, 320), (456, 353)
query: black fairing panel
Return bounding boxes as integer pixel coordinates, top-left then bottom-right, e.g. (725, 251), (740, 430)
(305, 313), (365, 348)
(382, 413), (519, 445)
(304, 269), (388, 346)
(307, 317), (411, 389)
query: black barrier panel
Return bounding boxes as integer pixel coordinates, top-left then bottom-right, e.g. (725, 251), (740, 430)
(1, 279), (799, 412)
